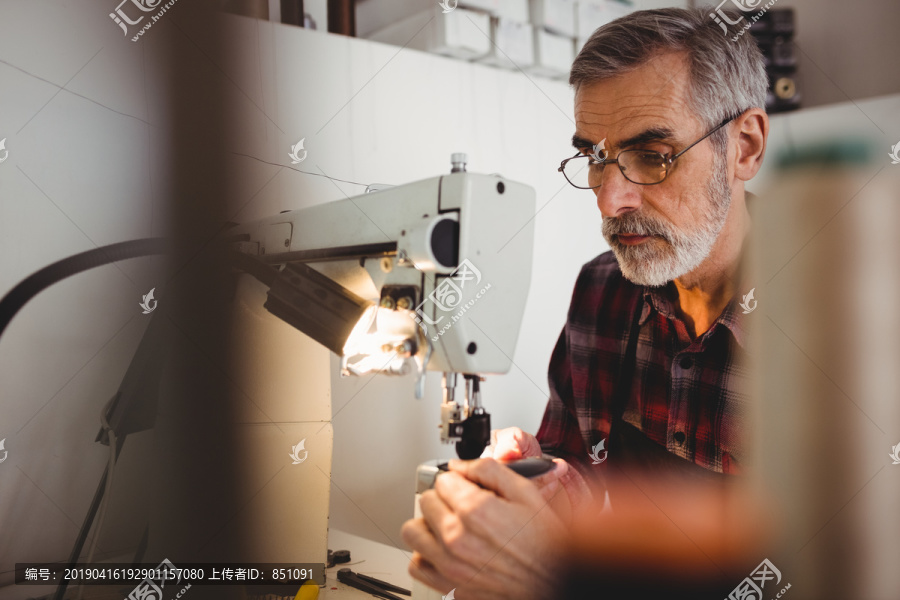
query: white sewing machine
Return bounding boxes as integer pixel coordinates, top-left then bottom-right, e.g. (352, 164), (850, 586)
(226, 154), (536, 596)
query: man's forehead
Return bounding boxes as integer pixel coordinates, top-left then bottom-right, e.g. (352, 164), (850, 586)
(574, 50), (691, 106)
(572, 51), (694, 144)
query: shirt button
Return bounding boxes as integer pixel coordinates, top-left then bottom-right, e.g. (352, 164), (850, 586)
(674, 431), (686, 445)
(679, 355), (693, 369)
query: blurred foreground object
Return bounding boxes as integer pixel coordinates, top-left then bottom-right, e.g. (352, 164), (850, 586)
(748, 140), (900, 598)
(561, 474), (771, 599)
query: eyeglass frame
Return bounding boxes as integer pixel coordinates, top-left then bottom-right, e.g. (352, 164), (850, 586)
(558, 112), (742, 189)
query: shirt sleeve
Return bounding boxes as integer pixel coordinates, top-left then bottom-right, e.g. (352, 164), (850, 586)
(536, 323), (591, 475)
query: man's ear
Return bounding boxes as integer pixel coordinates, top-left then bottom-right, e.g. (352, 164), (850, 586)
(733, 108), (768, 182)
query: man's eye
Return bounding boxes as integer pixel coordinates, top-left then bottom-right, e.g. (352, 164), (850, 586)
(634, 145), (670, 156)
(634, 151), (667, 167)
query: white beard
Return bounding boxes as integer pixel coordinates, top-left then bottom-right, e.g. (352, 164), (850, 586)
(602, 155), (731, 287)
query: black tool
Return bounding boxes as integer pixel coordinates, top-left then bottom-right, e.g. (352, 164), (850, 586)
(437, 456), (556, 479)
(504, 456), (556, 478)
(337, 568), (411, 600)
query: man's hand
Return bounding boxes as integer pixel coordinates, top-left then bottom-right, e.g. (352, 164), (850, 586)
(481, 427), (594, 516)
(401, 458), (565, 600)
(481, 427), (543, 461)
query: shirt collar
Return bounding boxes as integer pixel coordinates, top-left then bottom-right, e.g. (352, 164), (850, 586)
(639, 282), (749, 349)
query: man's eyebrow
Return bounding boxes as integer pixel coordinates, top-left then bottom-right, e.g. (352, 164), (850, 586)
(571, 134), (595, 150)
(571, 127), (676, 152)
(617, 127), (676, 149)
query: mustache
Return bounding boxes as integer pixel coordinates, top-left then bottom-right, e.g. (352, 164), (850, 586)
(602, 211), (670, 240)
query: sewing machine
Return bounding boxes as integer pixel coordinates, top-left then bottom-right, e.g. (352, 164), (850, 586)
(227, 154), (534, 459)
(226, 155), (535, 596)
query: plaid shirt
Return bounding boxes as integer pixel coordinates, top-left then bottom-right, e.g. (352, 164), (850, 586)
(536, 250), (752, 476)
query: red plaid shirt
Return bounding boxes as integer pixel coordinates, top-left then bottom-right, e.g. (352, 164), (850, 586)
(536, 250), (752, 476)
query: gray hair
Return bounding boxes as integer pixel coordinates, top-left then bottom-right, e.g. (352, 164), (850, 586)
(570, 7), (767, 153)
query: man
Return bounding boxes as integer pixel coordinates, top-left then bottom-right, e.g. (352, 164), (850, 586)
(401, 8), (769, 599)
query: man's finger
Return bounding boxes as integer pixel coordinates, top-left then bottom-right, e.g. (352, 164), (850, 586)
(419, 489), (489, 564)
(492, 427), (542, 460)
(492, 435), (524, 460)
(430, 470), (506, 545)
(446, 458), (543, 506)
(404, 515), (483, 584)
(528, 460), (569, 499)
(554, 458), (594, 513)
(407, 551), (457, 595)
(402, 516), (460, 576)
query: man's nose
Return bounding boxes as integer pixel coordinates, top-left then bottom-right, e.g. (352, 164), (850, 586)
(594, 164), (642, 217)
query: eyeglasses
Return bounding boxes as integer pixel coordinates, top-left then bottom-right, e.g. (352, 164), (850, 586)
(558, 114), (739, 189)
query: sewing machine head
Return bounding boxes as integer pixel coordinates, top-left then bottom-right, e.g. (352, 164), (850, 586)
(228, 155), (535, 458)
